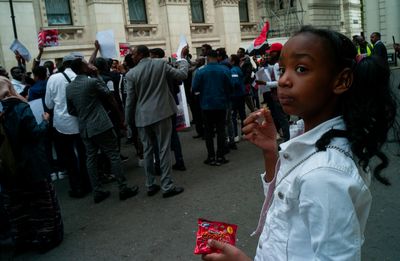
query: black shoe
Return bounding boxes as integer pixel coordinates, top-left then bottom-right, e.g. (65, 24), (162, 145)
(216, 157), (229, 166)
(192, 134), (203, 139)
(147, 184), (161, 197)
(172, 163), (186, 171)
(120, 155), (129, 163)
(119, 186), (139, 200)
(162, 187), (184, 198)
(203, 157), (216, 166)
(94, 191), (110, 203)
(69, 189), (89, 199)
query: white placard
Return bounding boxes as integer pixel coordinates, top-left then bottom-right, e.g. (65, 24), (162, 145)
(10, 39), (31, 62)
(176, 35), (188, 60)
(29, 99), (44, 124)
(96, 30), (117, 59)
(176, 84), (190, 130)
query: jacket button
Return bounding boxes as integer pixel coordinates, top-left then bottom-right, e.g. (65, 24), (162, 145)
(283, 153), (290, 160)
(278, 191), (284, 199)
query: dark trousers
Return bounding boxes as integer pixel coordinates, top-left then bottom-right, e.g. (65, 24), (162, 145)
(82, 129), (126, 192)
(53, 130), (91, 193)
(202, 110), (226, 158)
(192, 94), (204, 136)
(2, 179), (63, 249)
(231, 96), (246, 137)
(263, 91), (290, 141)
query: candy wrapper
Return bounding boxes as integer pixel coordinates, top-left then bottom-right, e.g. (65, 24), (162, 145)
(194, 218), (238, 255)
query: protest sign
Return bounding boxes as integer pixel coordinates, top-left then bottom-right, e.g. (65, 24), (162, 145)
(9, 39), (31, 62)
(28, 99), (44, 124)
(96, 30), (117, 58)
(38, 29), (59, 47)
(119, 43), (130, 57)
(176, 84), (190, 130)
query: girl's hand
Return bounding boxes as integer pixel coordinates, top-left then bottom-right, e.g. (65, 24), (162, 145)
(201, 240), (252, 261)
(242, 108), (278, 153)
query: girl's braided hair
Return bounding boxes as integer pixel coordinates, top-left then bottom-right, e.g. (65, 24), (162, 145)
(296, 26), (398, 185)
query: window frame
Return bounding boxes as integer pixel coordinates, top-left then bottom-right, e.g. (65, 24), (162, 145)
(190, 0), (205, 24)
(45, 0), (73, 26)
(239, 0), (249, 23)
(127, 0), (148, 24)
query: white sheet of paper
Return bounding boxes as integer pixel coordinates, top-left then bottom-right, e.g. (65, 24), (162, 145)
(176, 35), (188, 60)
(29, 99), (44, 124)
(255, 68), (270, 93)
(10, 39), (32, 62)
(96, 30), (117, 59)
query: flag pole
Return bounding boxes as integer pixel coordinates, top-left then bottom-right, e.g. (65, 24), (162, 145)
(9, 0), (18, 39)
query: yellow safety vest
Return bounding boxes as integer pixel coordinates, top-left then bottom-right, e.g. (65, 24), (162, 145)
(357, 44), (373, 56)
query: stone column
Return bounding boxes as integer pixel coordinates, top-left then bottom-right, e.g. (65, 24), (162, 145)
(214, 0), (241, 55)
(86, 0), (127, 57)
(159, 0), (192, 56)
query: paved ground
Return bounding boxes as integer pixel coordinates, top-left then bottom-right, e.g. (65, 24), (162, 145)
(2, 69), (400, 261)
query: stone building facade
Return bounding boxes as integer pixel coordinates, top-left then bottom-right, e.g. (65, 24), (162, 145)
(0, 0), (366, 70)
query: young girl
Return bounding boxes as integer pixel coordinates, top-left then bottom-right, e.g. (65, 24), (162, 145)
(202, 26), (397, 260)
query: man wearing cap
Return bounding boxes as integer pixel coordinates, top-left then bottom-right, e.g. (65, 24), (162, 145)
(45, 53), (92, 198)
(257, 43), (290, 141)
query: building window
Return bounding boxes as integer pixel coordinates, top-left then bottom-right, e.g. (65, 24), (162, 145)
(128, 0), (148, 24)
(290, 0), (294, 7)
(45, 0), (72, 26)
(239, 0), (249, 22)
(191, 0), (205, 23)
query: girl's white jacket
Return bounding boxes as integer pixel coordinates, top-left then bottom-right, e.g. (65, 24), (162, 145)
(255, 116), (371, 261)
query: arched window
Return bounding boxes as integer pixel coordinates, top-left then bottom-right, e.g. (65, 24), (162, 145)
(239, 0), (249, 22)
(45, 0), (72, 26)
(191, 0), (205, 23)
(128, 0), (148, 24)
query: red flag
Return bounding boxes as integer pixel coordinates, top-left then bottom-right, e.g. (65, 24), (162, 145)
(247, 21), (270, 54)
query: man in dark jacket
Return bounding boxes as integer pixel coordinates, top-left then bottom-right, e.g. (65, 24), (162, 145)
(192, 50), (232, 166)
(66, 58), (139, 204)
(370, 32), (388, 66)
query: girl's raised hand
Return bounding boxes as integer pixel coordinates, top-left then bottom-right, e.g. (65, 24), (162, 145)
(242, 108), (278, 153)
(201, 240), (252, 261)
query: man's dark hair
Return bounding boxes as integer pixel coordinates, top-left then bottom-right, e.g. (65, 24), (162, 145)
(95, 57), (110, 74)
(70, 58), (85, 75)
(208, 50), (218, 58)
(238, 47), (246, 53)
(32, 66), (47, 80)
(43, 61), (55, 73)
(216, 48), (228, 59)
(0, 66), (8, 78)
(136, 45), (150, 58)
(230, 54), (240, 66)
(372, 32), (381, 39)
(149, 48), (165, 58)
(124, 53), (135, 69)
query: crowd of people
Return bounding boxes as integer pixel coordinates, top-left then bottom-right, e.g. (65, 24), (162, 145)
(0, 27), (397, 259)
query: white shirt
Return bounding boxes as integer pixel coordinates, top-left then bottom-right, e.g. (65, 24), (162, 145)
(257, 63), (280, 94)
(255, 116), (371, 261)
(11, 79), (25, 94)
(45, 68), (79, 134)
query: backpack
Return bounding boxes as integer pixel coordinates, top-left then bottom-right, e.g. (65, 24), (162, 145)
(0, 116), (17, 176)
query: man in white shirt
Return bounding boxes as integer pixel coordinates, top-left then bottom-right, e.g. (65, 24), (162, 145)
(45, 53), (91, 198)
(10, 66), (26, 95)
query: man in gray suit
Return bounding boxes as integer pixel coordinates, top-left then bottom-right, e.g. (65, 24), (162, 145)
(125, 45), (188, 198)
(66, 58), (139, 203)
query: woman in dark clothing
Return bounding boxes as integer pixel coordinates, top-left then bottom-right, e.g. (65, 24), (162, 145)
(0, 76), (63, 254)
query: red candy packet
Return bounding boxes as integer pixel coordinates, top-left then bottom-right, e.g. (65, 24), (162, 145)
(194, 218), (238, 255)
